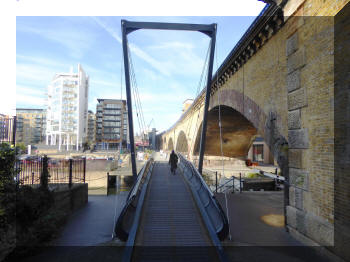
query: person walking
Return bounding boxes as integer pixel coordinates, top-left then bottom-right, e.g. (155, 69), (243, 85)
(169, 150), (178, 175)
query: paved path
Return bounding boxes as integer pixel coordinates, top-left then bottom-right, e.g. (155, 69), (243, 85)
(54, 193), (128, 246)
(16, 193), (128, 262)
(215, 191), (333, 262)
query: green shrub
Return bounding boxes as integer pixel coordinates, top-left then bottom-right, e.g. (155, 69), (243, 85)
(0, 144), (68, 260)
(201, 172), (214, 186)
(32, 209), (67, 242)
(0, 143), (19, 231)
(15, 186), (54, 229)
(16, 142), (27, 153)
(246, 172), (261, 178)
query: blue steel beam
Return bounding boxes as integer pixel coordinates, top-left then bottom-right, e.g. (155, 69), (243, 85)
(121, 19), (217, 179)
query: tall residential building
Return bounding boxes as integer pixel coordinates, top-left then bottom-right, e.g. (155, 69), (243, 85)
(16, 109), (46, 145)
(46, 64), (89, 151)
(95, 99), (128, 150)
(87, 110), (96, 144)
(0, 114), (15, 144)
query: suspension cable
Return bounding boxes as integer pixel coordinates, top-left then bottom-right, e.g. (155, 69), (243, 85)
(120, 49), (124, 151)
(127, 44), (148, 141)
(179, 44), (210, 155)
(113, 52), (125, 238)
(182, 43), (210, 157)
(215, 41), (232, 241)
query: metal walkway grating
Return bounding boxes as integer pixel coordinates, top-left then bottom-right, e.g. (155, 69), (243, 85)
(133, 162), (219, 261)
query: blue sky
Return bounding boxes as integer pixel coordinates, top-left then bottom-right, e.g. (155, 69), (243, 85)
(15, 9), (266, 133)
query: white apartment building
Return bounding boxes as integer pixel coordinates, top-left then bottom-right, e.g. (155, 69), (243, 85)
(46, 64), (89, 151)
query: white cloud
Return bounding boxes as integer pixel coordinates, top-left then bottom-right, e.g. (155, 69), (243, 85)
(90, 79), (119, 88)
(91, 17), (122, 43)
(16, 84), (47, 109)
(142, 68), (159, 81)
(16, 63), (57, 83)
(149, 41), (194, 50)
(17, 23), (96, 59)
(16, 93), (46, 108)
(16, 54), (67, 68)
(16, 84), (47, 97)
(92, 17), (171, 76)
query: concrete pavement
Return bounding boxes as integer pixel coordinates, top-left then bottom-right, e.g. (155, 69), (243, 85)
(215, 191), (335, 262)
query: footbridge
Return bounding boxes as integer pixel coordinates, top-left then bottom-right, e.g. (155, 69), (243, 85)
(115, 155), (229, 262)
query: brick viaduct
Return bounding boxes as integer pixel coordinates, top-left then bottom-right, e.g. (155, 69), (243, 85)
(158, 0), (350, 260)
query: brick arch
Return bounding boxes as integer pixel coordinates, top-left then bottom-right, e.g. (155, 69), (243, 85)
(209, 89), (266, 134)
(167, 137), (174, 151)
(175, 130), (189, 154)
(163, 137), (167, 150)
(206, 89), (289, 176)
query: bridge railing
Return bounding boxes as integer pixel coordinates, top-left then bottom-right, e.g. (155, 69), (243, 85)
(178, 154), (229, 241)
(215, 169), (285, 193)
(216, 176), (240, 193)
(114, 158), (154, 241)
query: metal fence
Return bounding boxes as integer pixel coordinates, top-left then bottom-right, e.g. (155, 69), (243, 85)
(214, 169), (285, 193)
(16, 157), (86, 187)
(0, 115), (16, 145)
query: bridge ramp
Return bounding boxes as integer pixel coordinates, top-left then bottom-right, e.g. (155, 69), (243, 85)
(133, 162), (219, 261)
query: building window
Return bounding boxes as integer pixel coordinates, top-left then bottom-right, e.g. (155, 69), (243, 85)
(253, 144), (264, 162)
(104, 115), (121, 121)
(105, 104), (121, 109)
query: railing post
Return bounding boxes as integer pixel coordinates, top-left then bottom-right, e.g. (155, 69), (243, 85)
(32, 172), (34, 185)
(215, 171), (218, 193)
(40, 155), (49, 189)
(107, 172), (109, 196)
(83, 158), (86, 184)
(69, 158), (73, 188)
(232, 175), (234, 193)
(239, 173), (242, 193)
(12, 116), (16, 146)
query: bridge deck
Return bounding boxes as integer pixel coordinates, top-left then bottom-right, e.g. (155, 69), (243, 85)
(132, 162), (219, 262)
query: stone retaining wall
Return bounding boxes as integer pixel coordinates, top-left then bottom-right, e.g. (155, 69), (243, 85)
(53, 183), (88, 213)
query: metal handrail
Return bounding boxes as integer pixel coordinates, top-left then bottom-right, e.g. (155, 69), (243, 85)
(126, 163), (147, 200)
(178, 153), (229, 241)
(250, 168), (285, 181)
(114, 158), (154, 241)
(216, 177), (234, 191)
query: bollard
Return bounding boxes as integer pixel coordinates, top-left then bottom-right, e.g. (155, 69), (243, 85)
(215, 171), (218, 193)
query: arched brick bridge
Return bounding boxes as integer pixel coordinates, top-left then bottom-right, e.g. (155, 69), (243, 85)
(158, 0), (350, 260)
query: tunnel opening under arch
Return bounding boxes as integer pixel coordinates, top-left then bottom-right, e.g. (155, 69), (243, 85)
(175, 130), (189, 153)
(167, 137), (174, 151)
(193, 105), (258, 159)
